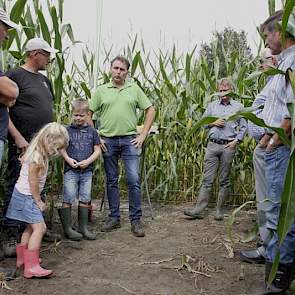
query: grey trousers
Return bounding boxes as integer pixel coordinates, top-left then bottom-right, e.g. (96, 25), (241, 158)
(198, 141), (236, 207)
(253, 145), (271, 246)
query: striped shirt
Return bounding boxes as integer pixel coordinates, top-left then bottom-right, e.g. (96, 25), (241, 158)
(203, 98), (247, 142)
(248, 77), (273, 141)
(261, 45), (295, 127)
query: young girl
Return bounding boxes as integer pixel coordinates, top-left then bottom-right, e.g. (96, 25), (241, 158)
(6, 122), (69, 278)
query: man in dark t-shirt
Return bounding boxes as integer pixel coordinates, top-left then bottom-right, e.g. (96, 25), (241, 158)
(0, 8), (20, 266)
(2, 37), (57, 255)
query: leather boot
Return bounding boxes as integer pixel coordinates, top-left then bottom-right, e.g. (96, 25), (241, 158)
(58, 207), (83, 241)
(263, 261), (292, 294)
(78, 206), (97, 240)
(184, 188), (211, 219)
(43, 229), (62, 243)
(23, 248), (52, 278)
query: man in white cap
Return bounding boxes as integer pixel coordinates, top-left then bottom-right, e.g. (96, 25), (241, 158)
(2, 37), (59, 256)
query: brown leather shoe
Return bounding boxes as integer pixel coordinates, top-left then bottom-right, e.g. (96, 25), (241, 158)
(131, 220), (145, 237)
(101, 218), (121, 232)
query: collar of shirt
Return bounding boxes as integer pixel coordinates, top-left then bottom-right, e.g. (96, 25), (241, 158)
(107, 81), (132, 90)
(277, 44), (295, 64)
(70, 123), (89, 129)
(219, 98), (232, 106)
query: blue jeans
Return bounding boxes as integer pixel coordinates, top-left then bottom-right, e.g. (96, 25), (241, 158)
(63, 170), (93, 204)
(265, 145), (295, 263)
(102, 135), (142, 222)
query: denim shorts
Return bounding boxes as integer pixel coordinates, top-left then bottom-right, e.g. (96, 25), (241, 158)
(6, 188), (44, 224)
(63, 170), (93, 204)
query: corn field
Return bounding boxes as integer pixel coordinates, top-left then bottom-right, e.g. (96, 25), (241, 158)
(0, 0), (276, 205)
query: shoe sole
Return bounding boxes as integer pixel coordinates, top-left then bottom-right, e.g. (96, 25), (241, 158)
(184, 213), (205, 220)
(239, 254), (265, 264)
(24, 272), (54, 279)
(101, 224), (121, 232)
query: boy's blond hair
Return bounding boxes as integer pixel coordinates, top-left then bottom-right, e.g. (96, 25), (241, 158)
(71, 98), (89, 113)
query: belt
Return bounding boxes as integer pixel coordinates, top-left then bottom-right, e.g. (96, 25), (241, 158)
(209, 138), (233, 145)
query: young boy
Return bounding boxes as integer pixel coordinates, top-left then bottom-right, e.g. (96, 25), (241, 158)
(58, 99), (101, 241)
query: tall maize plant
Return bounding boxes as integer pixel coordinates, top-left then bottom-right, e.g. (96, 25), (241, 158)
(0, 0), (265, 205)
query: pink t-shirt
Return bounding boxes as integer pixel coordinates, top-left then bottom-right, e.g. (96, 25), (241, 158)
(15, 161), (48, 195)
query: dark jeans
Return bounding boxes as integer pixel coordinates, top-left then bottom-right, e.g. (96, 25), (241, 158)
(102, 135), (142, 222)
(2, 141), (25, 233)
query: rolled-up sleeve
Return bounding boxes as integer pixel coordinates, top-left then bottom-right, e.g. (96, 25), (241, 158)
(236, 117), (248, 141)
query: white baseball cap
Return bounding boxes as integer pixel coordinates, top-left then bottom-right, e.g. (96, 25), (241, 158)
(0, 8), (19, 30)
(25, 37), (58, 54)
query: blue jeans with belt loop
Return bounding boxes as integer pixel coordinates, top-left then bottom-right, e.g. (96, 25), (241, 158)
(102, 135), (142, 222)
(265, 145), (295, 264)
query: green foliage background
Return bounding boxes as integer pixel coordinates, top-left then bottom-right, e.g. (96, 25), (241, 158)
(0, 0), (267, 205)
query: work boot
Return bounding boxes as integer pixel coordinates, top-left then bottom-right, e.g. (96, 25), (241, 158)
(0, 267), (16, 280)
(239, 246), (266, 264)
(131, 220), (145, 237)
(78, 206), (97, 240)
(101, 218), (121, 232)
(0, 241), (4, 261)
(262, 261), (292, 294)
(58, 207), (83, 241)
(43, 229), (62, 243)
(3, 237), (17, 257)
(23, 248), (52, 279)
(183, 188), (211, 219)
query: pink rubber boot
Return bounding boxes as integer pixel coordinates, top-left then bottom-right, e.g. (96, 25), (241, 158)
(16, 244), (26, 268)
(23, 249), (52, 278)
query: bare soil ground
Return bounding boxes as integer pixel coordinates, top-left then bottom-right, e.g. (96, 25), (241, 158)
(1, 201), (265, 295)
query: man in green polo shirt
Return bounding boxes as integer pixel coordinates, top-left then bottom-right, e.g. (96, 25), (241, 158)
(89, 56), (155, 237)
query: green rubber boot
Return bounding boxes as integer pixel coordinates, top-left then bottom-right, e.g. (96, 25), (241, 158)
(58, 207), (83, 241)
(78, 206), (97, 240)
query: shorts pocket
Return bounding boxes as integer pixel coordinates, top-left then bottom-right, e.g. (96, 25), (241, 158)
(13, 195), (26, 211)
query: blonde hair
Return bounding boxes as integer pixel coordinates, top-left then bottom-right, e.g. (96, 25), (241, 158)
(71, 98), (89, 113)
(23, 122), (69, 171)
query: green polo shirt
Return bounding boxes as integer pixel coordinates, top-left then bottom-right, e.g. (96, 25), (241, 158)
(89, 81), (152, 137)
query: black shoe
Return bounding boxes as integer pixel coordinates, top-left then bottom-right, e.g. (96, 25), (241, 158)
(0, 267), (16, 281)
(183, 208), (205, 219)
(240, 248), (266, 264)
(131, 220), (145, 237)
(263, 262), (292, 294)
(3, 238), (17, 257)
(101, 218), (121, 232)
(43, 229), (62, 243)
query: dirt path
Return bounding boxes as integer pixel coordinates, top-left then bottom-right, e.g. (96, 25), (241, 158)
(1, 202), (264, 295)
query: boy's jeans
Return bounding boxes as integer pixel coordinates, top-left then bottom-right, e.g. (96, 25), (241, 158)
(102, 135), (142, 222)
(63, 170), (93, 204)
